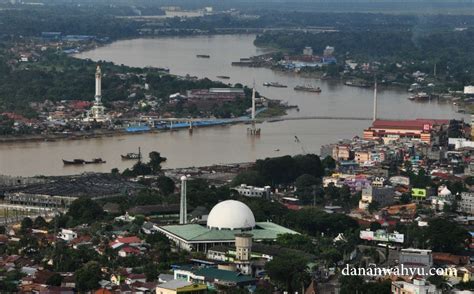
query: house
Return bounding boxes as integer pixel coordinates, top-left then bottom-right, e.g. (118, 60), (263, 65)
(156, 280), (207, 294)
(391, 278), (440, 294)
(126, 273), (147, 285)
(109, 236), (143, 249)
(118, 246), (143, 257)
(57, 229), (77, 242)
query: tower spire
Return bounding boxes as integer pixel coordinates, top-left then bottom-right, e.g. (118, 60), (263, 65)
(95, 65), (102, 103)
(179, 176), (187, 224)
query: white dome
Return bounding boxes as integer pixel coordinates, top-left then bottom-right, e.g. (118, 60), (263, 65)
(207, 200), (255, 230)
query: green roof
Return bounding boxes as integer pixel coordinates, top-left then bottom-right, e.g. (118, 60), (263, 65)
(193, 267), (256, 284)
(159, 222), (298, 242)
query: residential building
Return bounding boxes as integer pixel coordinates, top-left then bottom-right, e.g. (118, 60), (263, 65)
(233, 184), (271, 199)
(359, 185), (395, 210)
(57, 229), (77, 242)
(391, 278), (440, 294)
(459, 192), (474, 215)
(156, 280), (207, 294)
(399, 248), (433, 274)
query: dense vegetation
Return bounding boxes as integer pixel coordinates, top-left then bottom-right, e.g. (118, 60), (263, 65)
(255, 28), (474, 88)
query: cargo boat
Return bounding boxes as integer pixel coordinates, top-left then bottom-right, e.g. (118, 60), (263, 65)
(85, 158), (106, 164)
(121, 147), (142, 160)
(263, 82), (287, 88)
(344, 81), (371, 88)
(294, 85), (322, 93)
(408, 92), (430, 101)
(196, 54), (210, 58)
(217, 75), (230, 79)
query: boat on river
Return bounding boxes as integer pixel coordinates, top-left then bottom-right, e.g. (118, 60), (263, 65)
(408, 92), (430, 101)
(263, 82), (287, 88)
(217, 75), (230, 79)
(63, 159), (85, 165)
(121, 147), (142, 160)
(85, 158), (106, 164)
(294, 85), (322, 93)
(196, 54), (210, 58)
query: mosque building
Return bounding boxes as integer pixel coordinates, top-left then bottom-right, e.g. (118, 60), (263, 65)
(156, 199), (299, 252)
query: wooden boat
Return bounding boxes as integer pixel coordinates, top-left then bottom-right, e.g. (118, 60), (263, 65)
(63, 159), (85, 165)
(85, 158), (106, 164)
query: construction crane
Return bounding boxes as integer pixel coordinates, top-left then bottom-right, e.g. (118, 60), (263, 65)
(294, 135), (307, 154)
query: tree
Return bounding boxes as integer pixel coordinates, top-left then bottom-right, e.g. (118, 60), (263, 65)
(148, 151), (166, 174)
(143, 262), (159, 282)
(46, 273), (63, 286)
(75, 261), (102, 292)
(157, 176), (175, 195)
(265, 252), (310, 293)
(370, 221), (382, 231)
(21, 217), (33, 232)
(33, 216), (47, 229)
(231, 170), (265, 187)
(67, 198), (104, 225)
(322, 155), (336, 170)
(426, 218), (469, 254)
(400, 193), (411, 204)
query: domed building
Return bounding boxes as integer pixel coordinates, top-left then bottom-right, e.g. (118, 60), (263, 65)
(207, 200), (256, 230)
(156, 200), (298, 252)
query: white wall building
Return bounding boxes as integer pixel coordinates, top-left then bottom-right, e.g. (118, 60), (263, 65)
(58, 229), (77, 241)
(459, 192), (474, 215)
(464, 85), (474, 95)
(392, 278), (440, 294)
(234, 184), (271, 199)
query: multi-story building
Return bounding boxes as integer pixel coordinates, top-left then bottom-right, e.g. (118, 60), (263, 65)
(359, 185), (395, 210)
(391, 278), (440, 294)
(459, 192), (474, 215)
(399, 248), (433, 274)
(332, 145), (353, 161)
(363, 119), (448, 144)
(233, 184), (271, 199)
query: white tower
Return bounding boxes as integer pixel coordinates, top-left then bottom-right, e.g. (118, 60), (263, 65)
(179, 176), (187, 224)
(84, 65), (107, 122)
(247, 82), (260, 135)
(251, 82), (256, 121)
(95, 65), (102, 103)
(373, 79), (378, 122)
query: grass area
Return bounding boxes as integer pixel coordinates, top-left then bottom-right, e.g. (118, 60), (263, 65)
(257, 103), (287, 118)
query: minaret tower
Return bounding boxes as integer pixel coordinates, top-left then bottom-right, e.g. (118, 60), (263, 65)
(95, 65), (102, 104)
(84, 65), (107, 122)
(179, 176), (187, 225)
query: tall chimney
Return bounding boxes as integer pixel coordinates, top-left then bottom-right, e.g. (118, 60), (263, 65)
(179, 176), (187, 224)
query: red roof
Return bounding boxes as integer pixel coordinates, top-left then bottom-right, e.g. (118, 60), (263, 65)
(371, 119), (449, 130)
(119, 246), (141, 254)
(116, 236), (141, 244)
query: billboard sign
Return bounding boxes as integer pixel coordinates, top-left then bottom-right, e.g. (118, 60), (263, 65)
(360, 229), (404, 244)
(412, 188), (427, 198)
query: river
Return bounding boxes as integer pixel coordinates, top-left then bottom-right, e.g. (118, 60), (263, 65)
(0, 34), (466, 176)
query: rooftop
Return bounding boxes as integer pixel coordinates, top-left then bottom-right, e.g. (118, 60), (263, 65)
(158, 221), (298, 242)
